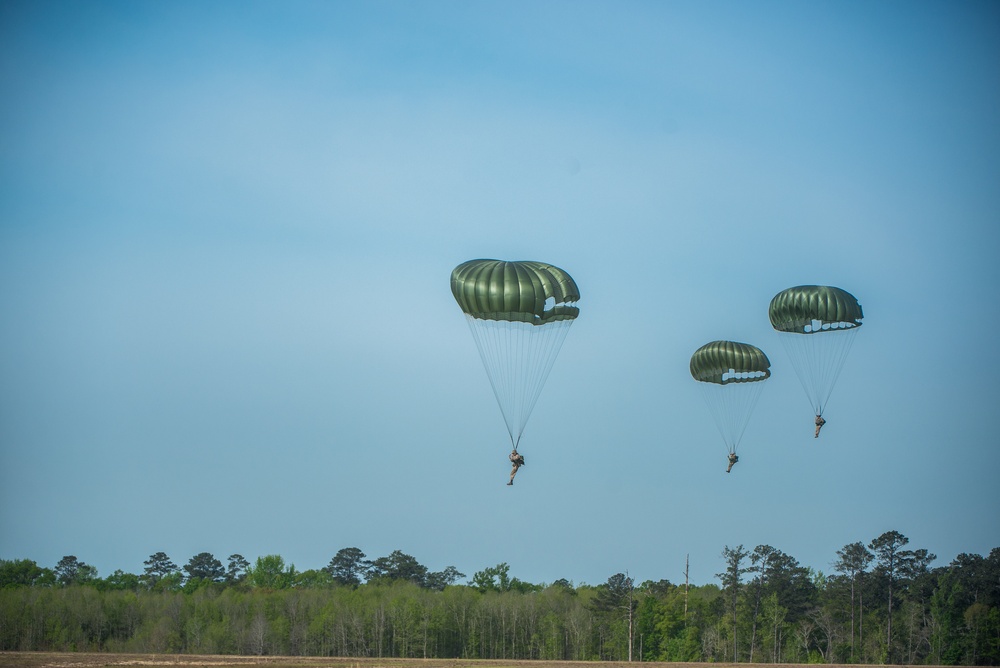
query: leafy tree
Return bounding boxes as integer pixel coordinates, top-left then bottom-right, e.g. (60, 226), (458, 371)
(963, 602), (994, 665)
(246, 554), (297, 589)
(930, 548), (1000, 664)
(294, 568), (335, 588)
(929, 563), (966, 664)
(100, 569), (141, 591)
(426, 565), (465, 591)
(647, 581), (701, 661)
(950, 552), (989, 604)
(717, 545), (749, 662)
(142, 551), (179, 588)
(901, 548), (936, 582)
(870, 530), (909, 661)
(184, 552), (225, 582)
(984, 547), (1000, 610)
(869, 530), (934, 662)
(633, 589), (662, 660)
(550, 578), (577, 593)
(834, 541), (874, 662)
(367, 550), (428, 586)
(747, 545), (778, 661)
(766, 551), (816, 623)
(226, 554), (250, 584)
(323, 547), (369, 586)
(156, 571), (185, 592)
(0, 558), (53, 588)
(54, 555), (97, 586)
(743, 546), (815, 661)
(593, 572), (635, 612)
(640, 579), (674, 597)
(591, 572), (636, 660)
(759, 591), (789, 662)
(471, 562), (512, 592)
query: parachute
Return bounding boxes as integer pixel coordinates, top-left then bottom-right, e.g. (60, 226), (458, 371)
(450, 259), (580, 452)
(690, 340), (771, 457)
(768, 285), (863, 422)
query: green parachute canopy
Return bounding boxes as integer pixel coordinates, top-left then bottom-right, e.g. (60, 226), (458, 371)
(768, 285), (863, 334)
(690, 340), (771, 456)
(450, 259), (580, 325)
(451, 259), (580, 452)
(690, 340), (771, 385)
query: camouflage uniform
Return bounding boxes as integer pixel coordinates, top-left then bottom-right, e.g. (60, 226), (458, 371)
(726, 452), (739, 473)
(814, 415), (826, 438)
(507, 450), (525, 485)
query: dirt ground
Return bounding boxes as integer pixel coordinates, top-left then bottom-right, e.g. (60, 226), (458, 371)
(0, 656), (687, 668)
(0, 655), (944, 668)
(0, 657), (675, 668)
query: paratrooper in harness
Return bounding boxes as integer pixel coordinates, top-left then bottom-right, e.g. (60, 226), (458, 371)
(507, 449), (525, 485)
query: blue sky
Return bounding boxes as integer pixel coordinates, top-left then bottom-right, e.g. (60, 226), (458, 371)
(2, 0), (998, 587)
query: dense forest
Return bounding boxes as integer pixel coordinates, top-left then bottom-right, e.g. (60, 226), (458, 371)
(1, 531), (997, 665)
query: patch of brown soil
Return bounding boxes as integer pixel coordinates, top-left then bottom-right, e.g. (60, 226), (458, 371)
(0, 654), (933, 668)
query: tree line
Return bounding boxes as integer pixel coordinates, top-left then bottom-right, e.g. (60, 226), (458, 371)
(1, 531), (997, 664)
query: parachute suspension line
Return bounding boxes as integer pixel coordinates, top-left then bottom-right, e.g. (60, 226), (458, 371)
(776, 328), (859, 416)
(518, 320), (573, 441)
(821, 328), (859, 413)
(466, 316), (513, 440)
(699, 383), (738, 456)
(465, 315), (573, 450)
(697, 380), (767, 456)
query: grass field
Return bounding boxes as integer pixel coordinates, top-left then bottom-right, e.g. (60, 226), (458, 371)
(0, 654), (936, 668)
